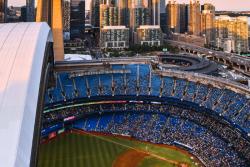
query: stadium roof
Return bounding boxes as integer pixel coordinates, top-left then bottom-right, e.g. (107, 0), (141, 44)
(0, 22), (51, 167)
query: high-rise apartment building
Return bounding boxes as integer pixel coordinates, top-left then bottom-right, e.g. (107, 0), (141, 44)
(130, 7), (151, 31)
(135, 25), (163, 46)
(70, 0), (85, 39)
(166, 1), (180, 33)
(160, 0), (167, 33)
(26, 0), (35, 21)
(179, 4), (188, 33)
(188, 0), (201, 36)
(108, 6), (119, 26)
(62, 0), (85, 40)
(91, 0), (100, 27)
(215, 15), (249, 53)
(118, 0), (130, 26)
(100, 26), (129, 49)
(0, 0), (7, 23)
(63, 0), (71, 33)
(166, 1), (188, 34)
(201, 3), (215, 14)
(100, 3), (118, 28)
(148, 0), (160, 25)
(201, 10), (215, 45)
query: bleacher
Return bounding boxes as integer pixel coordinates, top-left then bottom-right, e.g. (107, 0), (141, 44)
(44, 64), (250, 135)
(73, 111), (247, 167)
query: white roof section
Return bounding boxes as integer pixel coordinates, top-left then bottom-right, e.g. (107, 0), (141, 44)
(138, 25), (161, 29)
(65, 54), (93, 61)
(0, 22), (51, 167)
(102, 25), (128, 30)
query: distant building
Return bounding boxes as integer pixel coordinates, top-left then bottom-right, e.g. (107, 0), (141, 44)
(215, 15), (249, 53)
(91, 0), (100, 27)
(201, 10), (215, 45)
(130, 7), (151, 31)
(166, 1), (180, 33)
(63, 0), (71, 33)
(100, 26), (129, 49)
(118, 0), (130, 26)
(135, 25), (163, 46)
(147, 0), (160, 25)
(179, 4), (188, 33)
(172, 33), (206, 47)
(188, 0), (201, 36)
(70, 0), (85, 40)
(201, 3), (215, 14)
(100, 4), (118, 28)
(0, 0), (7, 23)
(26, 0), (35, 21)
(166, 1), (188, 34)
(20, 6), (27, 22)
(160, 0), (167, 33)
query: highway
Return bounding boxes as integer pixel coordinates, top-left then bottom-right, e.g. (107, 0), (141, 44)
(167, 40), (250, 76)
(167, 40), (250, 62)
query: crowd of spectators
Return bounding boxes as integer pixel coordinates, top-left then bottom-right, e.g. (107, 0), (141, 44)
(42, 102), (250, 166)
(44, 64), (250, 134)
(73, 110), (247, 167)
(42, 63), (250, 166)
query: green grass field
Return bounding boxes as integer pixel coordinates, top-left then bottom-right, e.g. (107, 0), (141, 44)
(38, 132), (199, 167)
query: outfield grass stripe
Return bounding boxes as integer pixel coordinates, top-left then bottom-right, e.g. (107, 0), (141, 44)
(83, 132), (180, 165)
(72, 134), (78, 167)
(92, 134), (100, 167)
(101, 135), (111, 167)
(95, 135), (103, 167)
(52, 138), (57, 167)
(39, 132), (198, 167)
(57, 135), (64, 167)
(75, 133), (81, 167)
(66, 134), (72, 167)
(85, 134), (92, 167)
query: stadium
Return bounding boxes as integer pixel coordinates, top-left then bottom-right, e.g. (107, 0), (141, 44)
(40, 57), (250, 167)
(0, 23), (250, 167)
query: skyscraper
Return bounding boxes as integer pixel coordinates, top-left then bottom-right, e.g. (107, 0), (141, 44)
(179, 3), (188, 33)
(166, 1), (180, 33)
(26, 0), (35, 21)
(130, 7), (151, 31)
(91, 0), (100, 27)
(215, 15), (249, 53)
(100, 3), (118, 28)
(70, 0), (85, 39)
(118, 0), (130, 26)
(201, 10), (215, 45)
(63, 0), (71, 33)
(160, 0), (167, 33)
(149, 0), (160, 25)
(188, 0), (201, 36)
(0, 0), (7, 23)
(201, 3), (215, 14)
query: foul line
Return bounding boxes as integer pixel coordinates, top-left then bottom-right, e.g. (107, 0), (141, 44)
(75, 130), (185, 166)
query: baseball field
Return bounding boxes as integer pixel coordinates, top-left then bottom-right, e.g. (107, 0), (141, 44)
(38, 131), (200, 167)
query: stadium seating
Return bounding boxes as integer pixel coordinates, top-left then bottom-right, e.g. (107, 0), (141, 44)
(72, 111), (247, 167)
(43, 63), (250, 167)
(45, 64), (250, 134)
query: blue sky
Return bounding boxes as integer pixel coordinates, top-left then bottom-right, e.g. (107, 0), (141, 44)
(9, 0), (250, 11)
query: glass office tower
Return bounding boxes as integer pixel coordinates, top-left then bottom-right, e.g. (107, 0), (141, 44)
(70, 0), (85, 39)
